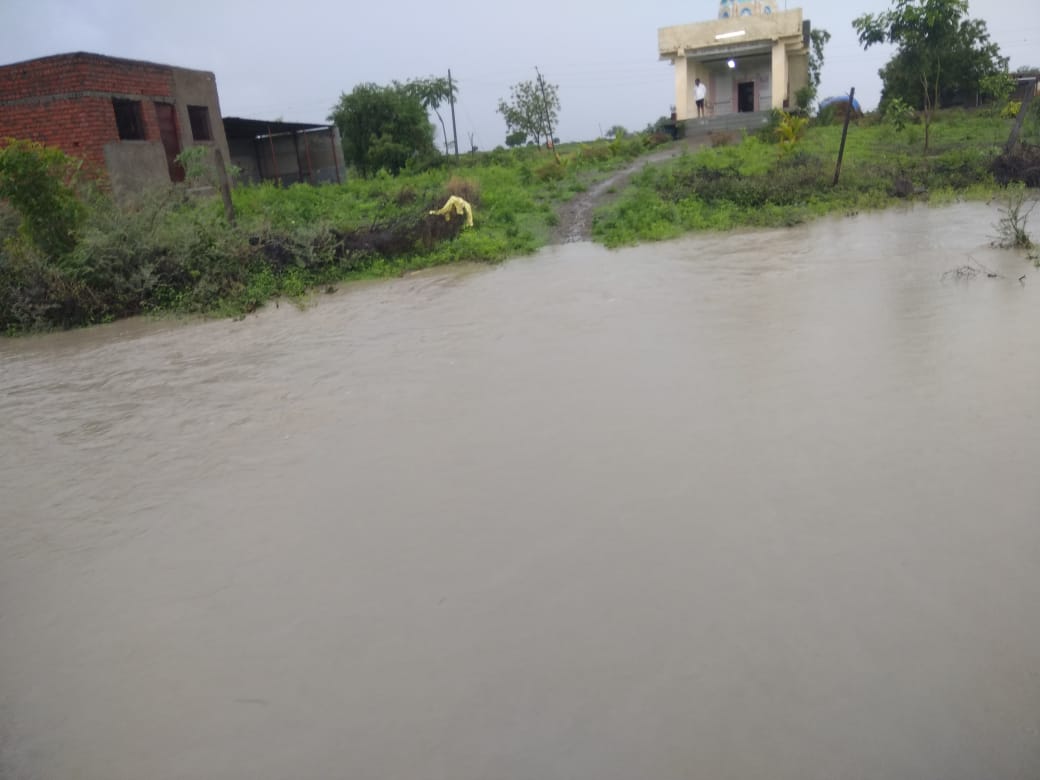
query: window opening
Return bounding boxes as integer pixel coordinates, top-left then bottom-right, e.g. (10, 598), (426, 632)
(112, 99), (145, 140)
(188, 105), (212, 141)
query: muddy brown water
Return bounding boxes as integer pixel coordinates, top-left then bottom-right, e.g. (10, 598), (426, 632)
(2, 202), (1039, 780)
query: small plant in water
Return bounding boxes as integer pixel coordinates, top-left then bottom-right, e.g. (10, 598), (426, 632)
(992, 187), (1037, 250)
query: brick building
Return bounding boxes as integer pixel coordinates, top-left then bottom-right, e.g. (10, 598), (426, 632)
(0, 51), (231, 193)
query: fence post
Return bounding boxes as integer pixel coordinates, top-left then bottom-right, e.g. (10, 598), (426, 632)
(832, 87), (855, 187)
(1005, 84), (1036, 154)
(213, 148), (235, 226)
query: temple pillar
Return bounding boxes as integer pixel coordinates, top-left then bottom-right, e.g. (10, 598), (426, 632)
(771, 40), (788, 110)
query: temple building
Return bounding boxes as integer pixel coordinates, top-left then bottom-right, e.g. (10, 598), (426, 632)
(659, 2), (811, 120)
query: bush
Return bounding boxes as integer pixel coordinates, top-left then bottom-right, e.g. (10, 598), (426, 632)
(653, 152), (822, 211)
(775, 111), (809, 155)
(709, 131), (738, 147)
(756, 108), (786, 141)
(443, 175), (481, 205)
(0, 138), (86, 259)
(0, 200), (18, 243)
(643, 131), (672, 148)
(533, 158), (566, 181)
(883, 98), (917, 131)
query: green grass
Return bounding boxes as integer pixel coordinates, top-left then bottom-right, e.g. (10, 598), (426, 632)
(593, 108), (1019, 247)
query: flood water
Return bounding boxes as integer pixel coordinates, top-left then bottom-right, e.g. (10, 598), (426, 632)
(2, 202), (1039, 780)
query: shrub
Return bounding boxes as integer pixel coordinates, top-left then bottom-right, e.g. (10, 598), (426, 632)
(578, 143), (612, 163)
(883, 98), (917, 131)
(774, 111), (810, 155)
(643, 131), (672, 148)
(992, 186), (1036, 249)
(443, 175), (481, 205)
(756, 108), (786, 141)
(1002, 100), (1022, 119)
(533, 158), (566, 181)
(709, 131), (737, 147)
(0, 200), (18, 243)
(0, 138), (86, 259)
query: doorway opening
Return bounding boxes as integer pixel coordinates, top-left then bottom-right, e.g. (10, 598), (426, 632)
(737, 81), (756, 112)
(155, 103), (185, 183)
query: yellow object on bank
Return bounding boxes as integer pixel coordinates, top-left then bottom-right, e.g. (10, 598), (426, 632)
(429, 196), (474, 228)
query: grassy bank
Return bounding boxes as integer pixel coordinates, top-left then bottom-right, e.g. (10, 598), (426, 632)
(593, 108), (1034, 247)
(3, 107), (1038, 333)
(0, 135), (658, 333)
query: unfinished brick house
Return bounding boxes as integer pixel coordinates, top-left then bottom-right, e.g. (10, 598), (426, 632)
(0, 51), (232, 193)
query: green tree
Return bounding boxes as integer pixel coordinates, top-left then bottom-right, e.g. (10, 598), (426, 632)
(497, 78), (561, 147)
(796, 27), (831, 110)
(853, 0), (1007, 152)
(0, 138), (84, 258)
(328, 83), (435, 177)
(404, 76), (458, 156)
(875, 20), (1008, 109)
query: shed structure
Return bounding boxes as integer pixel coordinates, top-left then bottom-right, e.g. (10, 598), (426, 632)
(223, 117), (346, 186)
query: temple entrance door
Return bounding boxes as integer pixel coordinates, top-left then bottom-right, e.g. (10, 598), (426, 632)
(738, 81), (756, 112)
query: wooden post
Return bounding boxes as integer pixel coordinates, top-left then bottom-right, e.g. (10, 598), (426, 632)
(291, 130), (302, 183)
(213, 148), (235, 226)
(328, 127), (342, 184)
(1005, 83), (1036, 154)
(303, 131), (315, 183)
(832, 87), (855, 187)
(267, 126), (280, 185)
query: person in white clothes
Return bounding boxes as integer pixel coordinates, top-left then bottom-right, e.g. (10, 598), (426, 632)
(694, 78), (707, 118)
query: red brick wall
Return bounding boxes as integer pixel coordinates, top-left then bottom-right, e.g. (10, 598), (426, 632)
(0, 53), (175, 173)
(0, 98), (115, 170)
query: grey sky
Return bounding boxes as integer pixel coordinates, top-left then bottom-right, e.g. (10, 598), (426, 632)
(1, 0), (1036, 149)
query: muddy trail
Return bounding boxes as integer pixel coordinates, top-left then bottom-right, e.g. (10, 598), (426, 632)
(551, 139), (703, 244)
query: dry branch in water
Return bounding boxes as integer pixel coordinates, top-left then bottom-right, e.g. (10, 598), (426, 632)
(941, 257), (1002, 282)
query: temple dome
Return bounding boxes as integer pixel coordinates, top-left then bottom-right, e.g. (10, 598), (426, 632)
(719, 0), (775, 18)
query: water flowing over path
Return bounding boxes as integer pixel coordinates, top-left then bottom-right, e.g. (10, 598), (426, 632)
(2, 203), (1039, 780)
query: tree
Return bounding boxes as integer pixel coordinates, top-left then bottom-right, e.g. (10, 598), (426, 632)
(874, 19), (1008, 108)
(497, 77), (560, 147)
(853, 0), (1007, 152)
(328, 83), (435, 177)
(404, 76), (458, 156)
(798, 28), (831, 110)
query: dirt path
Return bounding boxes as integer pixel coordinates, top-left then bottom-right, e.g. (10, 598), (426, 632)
(550, 138), (705, 245)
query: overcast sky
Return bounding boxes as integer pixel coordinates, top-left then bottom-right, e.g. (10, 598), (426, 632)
(1, 0), (1037, 149)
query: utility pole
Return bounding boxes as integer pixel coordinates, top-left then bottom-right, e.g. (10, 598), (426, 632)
(448, 69), (459, 161)
(535, 66), (561, 163)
